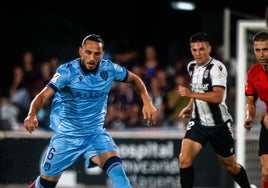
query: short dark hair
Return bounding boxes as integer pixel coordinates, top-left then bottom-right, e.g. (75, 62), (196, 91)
(253, 31), (268, 42)
(81, 34), (104, 47)
(189, 32), (210, 44)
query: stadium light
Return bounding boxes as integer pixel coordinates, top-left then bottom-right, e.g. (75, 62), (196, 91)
(170, 1), (196, 11)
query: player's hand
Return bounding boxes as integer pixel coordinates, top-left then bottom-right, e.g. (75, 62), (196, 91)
(178, 85), (191, 97)
(178, 107), (192, 119)
(244, 118), (253, 131)
(24, 115), (38, 133)
(142, 104), (159, 127)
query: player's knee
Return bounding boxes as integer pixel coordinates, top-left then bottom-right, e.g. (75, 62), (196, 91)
(179, 153), (193, 168)
(224, 164), (235, 174)
(223, 162), (241, 176)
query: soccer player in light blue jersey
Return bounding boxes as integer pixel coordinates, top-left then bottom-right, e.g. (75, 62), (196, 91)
(24, 34), (159, 188)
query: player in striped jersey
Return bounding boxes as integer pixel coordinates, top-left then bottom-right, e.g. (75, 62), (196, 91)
(177, 32), (251, 188)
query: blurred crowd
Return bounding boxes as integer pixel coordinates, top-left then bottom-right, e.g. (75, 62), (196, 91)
(0, 43), (236, 132)
(0, 51), (60, 131)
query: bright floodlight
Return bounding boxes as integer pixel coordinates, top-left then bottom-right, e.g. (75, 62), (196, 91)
(171, 1), (196, 11)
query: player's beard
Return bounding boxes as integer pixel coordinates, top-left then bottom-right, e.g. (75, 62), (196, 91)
(85, 61), (97, 70)
(80, 60), (99, 73)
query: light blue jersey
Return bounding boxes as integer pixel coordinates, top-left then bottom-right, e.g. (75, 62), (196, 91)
(40, 58), (129, 176)
(47, 58), (128, 136)
(49, 92), (61, 130)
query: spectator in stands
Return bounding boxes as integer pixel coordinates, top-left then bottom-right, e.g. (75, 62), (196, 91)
(20, 50), (39, 99)
(8, 65), (31, 124)
(0, 97), (20, 130)
(140, 44), (165, 87)
(48, 56), (61, 74)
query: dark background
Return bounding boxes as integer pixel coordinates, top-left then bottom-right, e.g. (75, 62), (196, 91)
(0, 0), (267, 80)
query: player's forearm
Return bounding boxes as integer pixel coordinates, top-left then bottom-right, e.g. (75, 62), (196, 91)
(127, 71), (152, 105)
(134, 81), (152, 105)
(190, 91), (223, 104)
(185, 98), (194, 109)
(27, 95), (46, 117)
(245, 103), (256, 119)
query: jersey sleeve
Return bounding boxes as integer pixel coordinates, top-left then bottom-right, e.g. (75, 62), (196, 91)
(112, 62), (128, 82)
(245, 68), (257, 96)
(48, 64), (71, 92)
(210, 63), (227, 88)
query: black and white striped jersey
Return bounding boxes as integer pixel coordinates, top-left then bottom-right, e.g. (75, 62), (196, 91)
(187, 58), (233, 126)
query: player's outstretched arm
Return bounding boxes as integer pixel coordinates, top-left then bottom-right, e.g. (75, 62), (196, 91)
(126, 71), (159, 126)
(24, 86), (54, 133)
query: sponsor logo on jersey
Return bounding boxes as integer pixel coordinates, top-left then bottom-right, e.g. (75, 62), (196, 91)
(51, 73), (61, 83)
